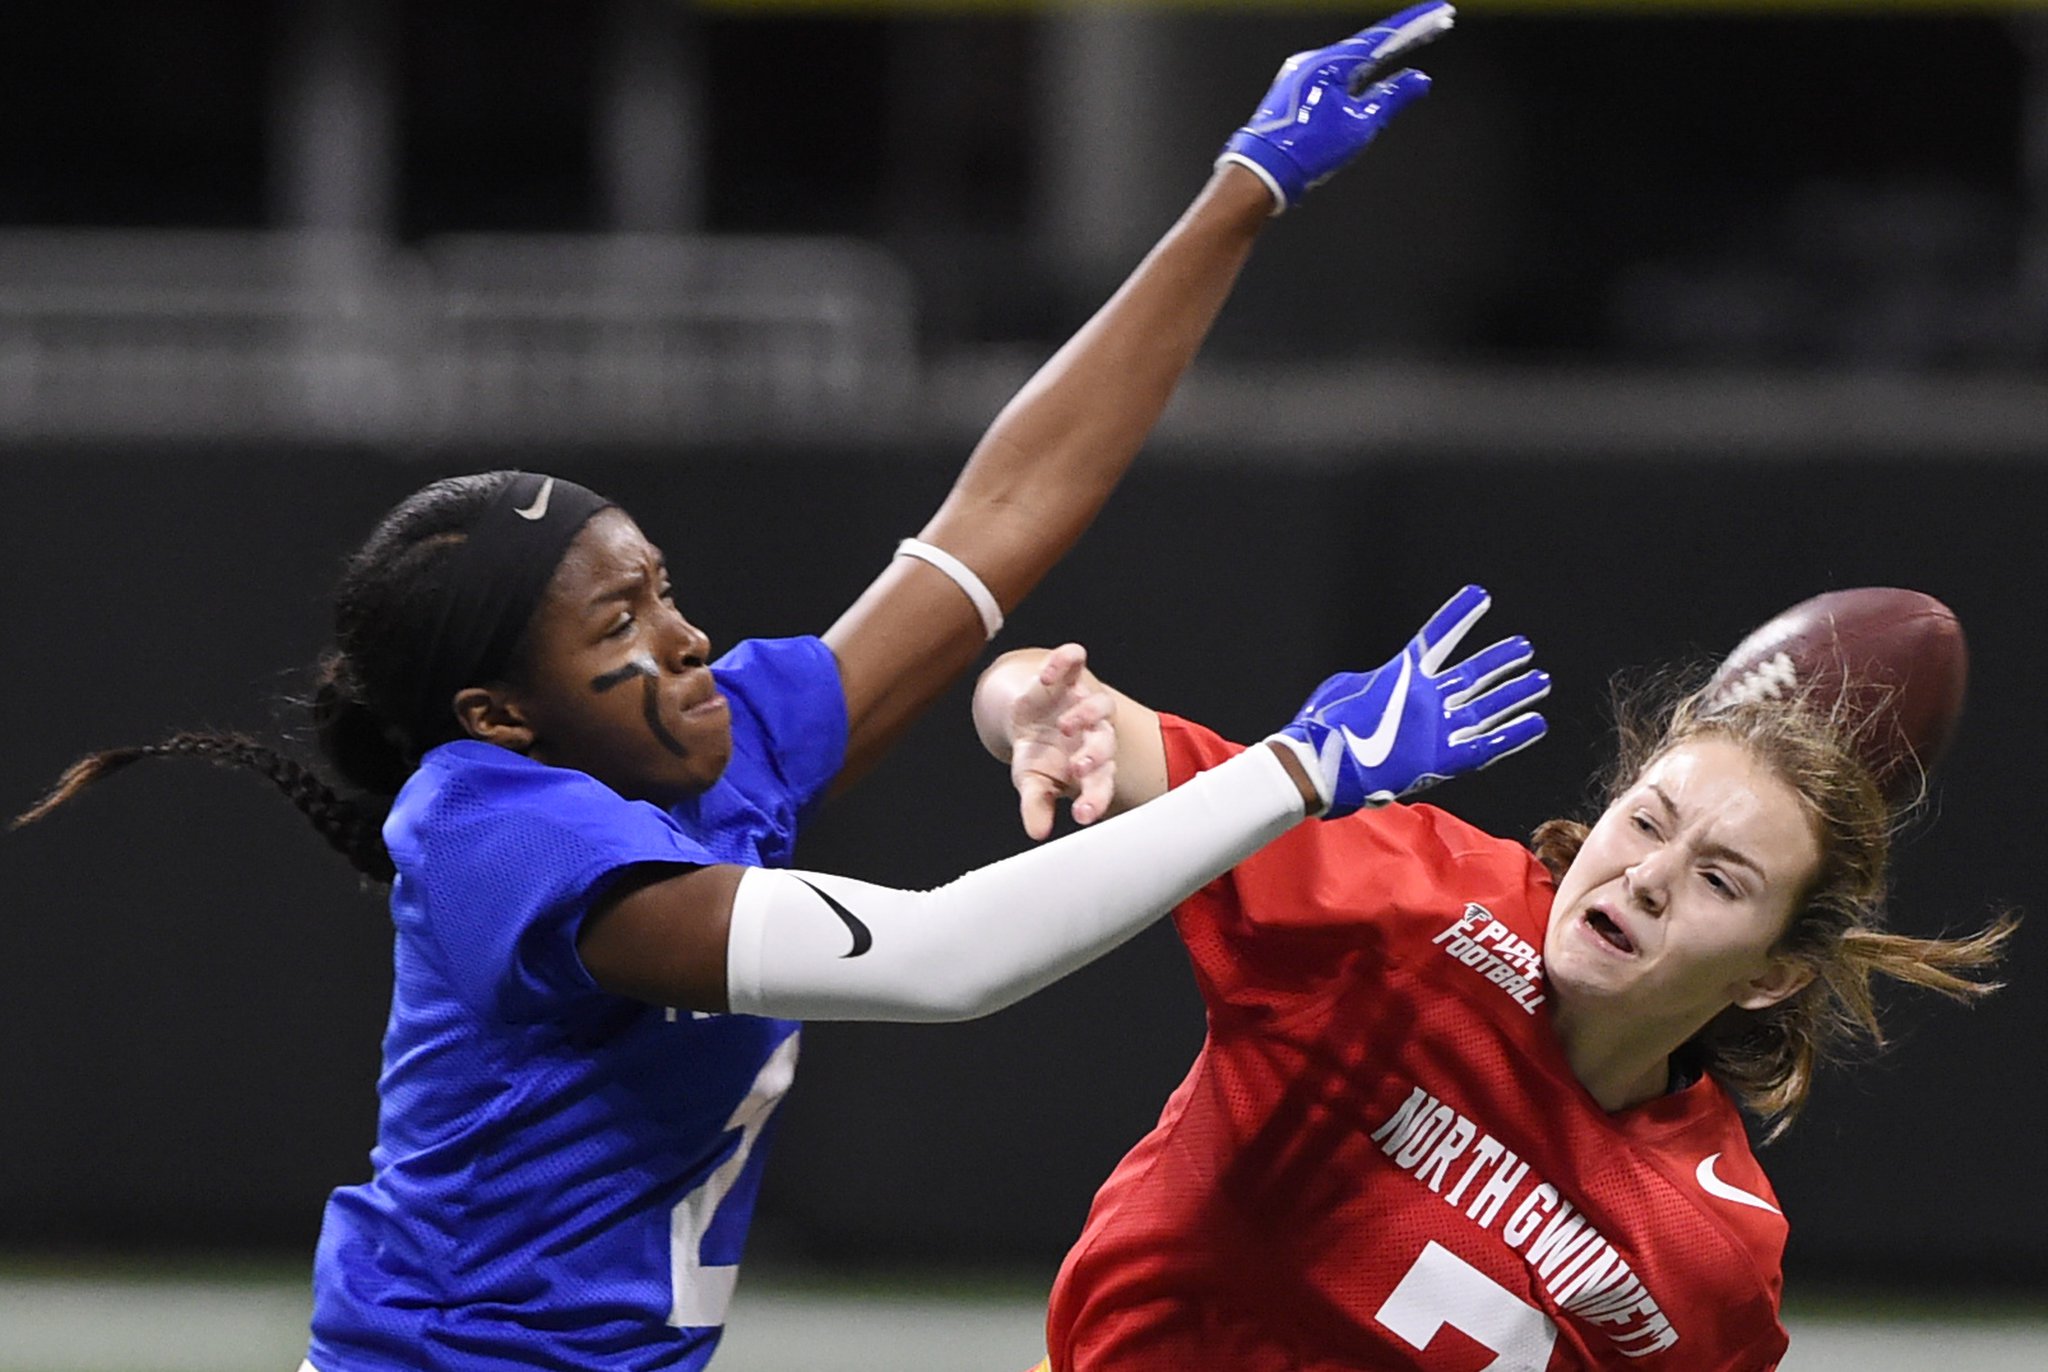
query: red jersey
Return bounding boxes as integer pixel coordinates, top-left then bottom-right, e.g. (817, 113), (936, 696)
(1045, 717), (1790, 1372)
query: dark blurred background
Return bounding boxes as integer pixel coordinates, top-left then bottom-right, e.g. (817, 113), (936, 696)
(1, 0), (2043, 1307)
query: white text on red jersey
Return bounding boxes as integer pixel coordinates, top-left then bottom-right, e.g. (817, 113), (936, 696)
(1434, 904), (1547, 1015)
(1372, 1083), (1682, 1358)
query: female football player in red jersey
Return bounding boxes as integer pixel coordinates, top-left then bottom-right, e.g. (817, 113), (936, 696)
(977, 621), (2014, 1372)
(11, 10), (1475, 1372)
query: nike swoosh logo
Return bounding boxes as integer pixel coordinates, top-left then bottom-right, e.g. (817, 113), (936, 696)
(514, 477), (555, 521)
(1696, 1153), (1781, 1215)
(794, 877), (872, 959)
(1337, 654), (1413, 769)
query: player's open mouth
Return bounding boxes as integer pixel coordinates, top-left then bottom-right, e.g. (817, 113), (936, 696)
(1585, 907), (1635, 955)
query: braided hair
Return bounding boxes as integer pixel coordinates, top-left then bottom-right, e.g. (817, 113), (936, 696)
(10, 472), (519, 884)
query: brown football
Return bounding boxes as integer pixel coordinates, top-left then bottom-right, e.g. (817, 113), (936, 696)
(1703, 588), (1968, 803)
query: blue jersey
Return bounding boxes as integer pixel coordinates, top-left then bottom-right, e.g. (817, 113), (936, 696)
(308, 636), (847, 1372)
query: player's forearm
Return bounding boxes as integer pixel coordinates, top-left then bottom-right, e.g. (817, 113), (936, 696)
(726, 740), (1309, 1022)
(916, 167), (1272, 607)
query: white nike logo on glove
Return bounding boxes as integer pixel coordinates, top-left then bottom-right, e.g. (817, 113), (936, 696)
(1338, 654), (1413, 769)
(515, 477), (555, 521)
(1696, 1153), (1781, 1215)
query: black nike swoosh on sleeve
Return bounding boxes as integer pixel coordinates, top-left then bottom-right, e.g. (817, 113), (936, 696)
(793, 877), (873, 959)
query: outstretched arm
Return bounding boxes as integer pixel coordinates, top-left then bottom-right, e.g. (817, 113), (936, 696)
(576, 582), (1545, 1023)
(823, 169), (1269, 792)
(589, 739), (1317, 1022)
(823, 6), (1456, 793)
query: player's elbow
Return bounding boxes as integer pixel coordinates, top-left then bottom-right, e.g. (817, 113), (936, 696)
(901, 964), (1033, 1024)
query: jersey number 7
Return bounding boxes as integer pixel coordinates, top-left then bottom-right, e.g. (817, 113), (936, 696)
(1377, 1240), (1560, 1369)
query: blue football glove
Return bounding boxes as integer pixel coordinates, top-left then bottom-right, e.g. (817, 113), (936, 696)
(1272, 585), (1549, 818)
(1218, 2), (1455, 215)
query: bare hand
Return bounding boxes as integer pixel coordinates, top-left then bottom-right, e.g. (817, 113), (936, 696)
(1005, 644), (1119, 840)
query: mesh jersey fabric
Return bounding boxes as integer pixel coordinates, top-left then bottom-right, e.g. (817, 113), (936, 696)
(308, 636), (847, 1372)
(1045, 714), (1790, 1372)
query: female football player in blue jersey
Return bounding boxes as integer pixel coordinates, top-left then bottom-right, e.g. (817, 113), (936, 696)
(10, 10), (1488, 1370)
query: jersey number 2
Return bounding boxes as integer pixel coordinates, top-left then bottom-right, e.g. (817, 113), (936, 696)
(1376, 1241), (1559, 1370)
(667, 1032), (801, 1327)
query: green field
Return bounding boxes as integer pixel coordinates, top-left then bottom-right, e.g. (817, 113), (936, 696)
(2, 1260), (2044, 1372)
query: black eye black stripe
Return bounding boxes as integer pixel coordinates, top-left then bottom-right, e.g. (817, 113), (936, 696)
(587, 658), (689, 757)
(590, 659), (654, 694)
(638, 674), (688, 757)
(793, 877), (873, 959)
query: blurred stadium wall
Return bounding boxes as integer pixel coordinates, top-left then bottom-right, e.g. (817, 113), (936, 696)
(0, 0), (2042, 1304)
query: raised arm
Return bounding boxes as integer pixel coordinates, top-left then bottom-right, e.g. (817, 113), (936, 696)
(822, 6), (1456, 792)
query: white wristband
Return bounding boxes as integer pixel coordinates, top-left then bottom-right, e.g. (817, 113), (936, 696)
(895, 538), (1004, 641)
(726, 743), (1306, 1022)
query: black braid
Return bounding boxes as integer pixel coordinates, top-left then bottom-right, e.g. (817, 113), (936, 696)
(13, 730), (396, 883)
(14, 473), (522, 889)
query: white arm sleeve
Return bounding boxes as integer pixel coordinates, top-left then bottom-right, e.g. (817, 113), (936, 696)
(726, 743), (1305, 1022)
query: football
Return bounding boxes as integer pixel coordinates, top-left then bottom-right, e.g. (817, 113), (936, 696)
(1703, 588), (1968, 803)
